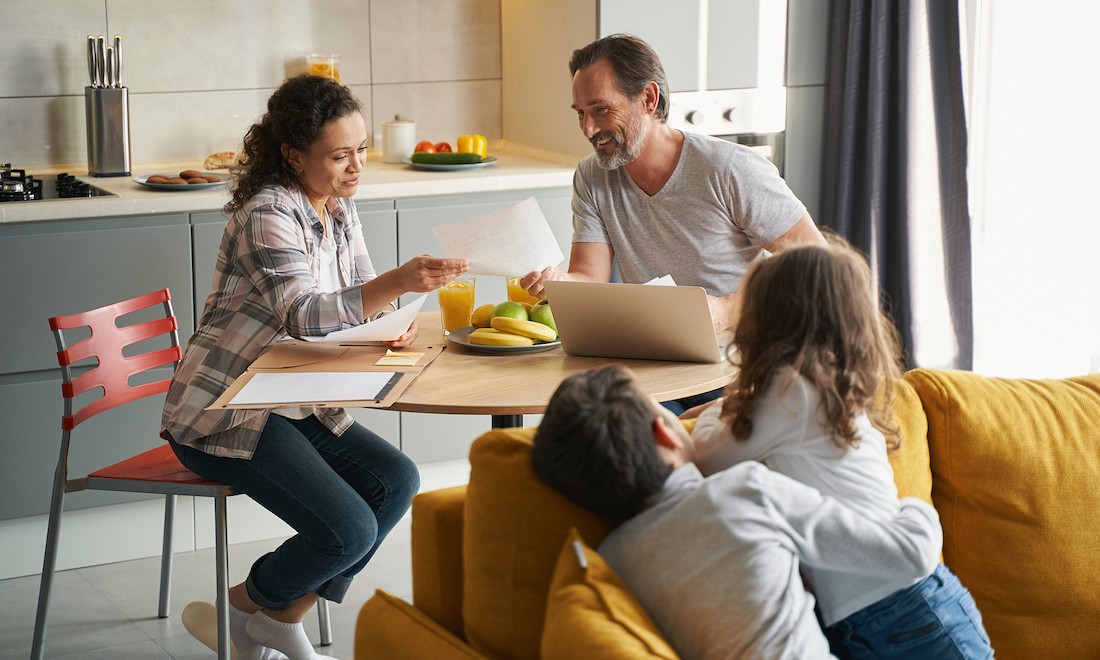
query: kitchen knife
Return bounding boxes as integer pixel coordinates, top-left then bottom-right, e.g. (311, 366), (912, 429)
(86, 35), (97, 88)
(105, 46), (115, 88)
(113, 35), (122, 88)
(96, 36), (106, 91)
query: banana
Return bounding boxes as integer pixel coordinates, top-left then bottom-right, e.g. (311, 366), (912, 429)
(490, 316), (558, 342)
(468, 328), (535, 346)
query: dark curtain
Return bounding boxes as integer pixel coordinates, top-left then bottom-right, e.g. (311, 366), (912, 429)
(821, 0), (973, 370)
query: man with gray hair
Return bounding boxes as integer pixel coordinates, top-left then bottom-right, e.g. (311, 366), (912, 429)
(520, 34), (826, 413)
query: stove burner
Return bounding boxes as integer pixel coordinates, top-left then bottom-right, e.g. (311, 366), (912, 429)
(0, 164), (112, 203)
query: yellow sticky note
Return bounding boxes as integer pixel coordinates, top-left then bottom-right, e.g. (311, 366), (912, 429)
(375, 349), (424, 367)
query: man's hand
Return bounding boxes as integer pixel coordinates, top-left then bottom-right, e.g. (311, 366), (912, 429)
(520, 266), (570, 299)
(706, 291), (741, 335)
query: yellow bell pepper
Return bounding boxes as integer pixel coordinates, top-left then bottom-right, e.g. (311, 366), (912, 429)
(457, 134), (488, 158)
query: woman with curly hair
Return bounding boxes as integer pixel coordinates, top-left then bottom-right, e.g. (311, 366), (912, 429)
(162, 74), (467, 659)
(688, 240), (993, 659)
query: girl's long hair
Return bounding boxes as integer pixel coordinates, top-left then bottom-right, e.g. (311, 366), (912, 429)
(722, 240), (904, 450)
(225, 74), (362, 214)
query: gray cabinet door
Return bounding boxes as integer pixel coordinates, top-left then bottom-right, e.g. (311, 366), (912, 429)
(0, 214), (193, 376)
(0, 369), (176, 520)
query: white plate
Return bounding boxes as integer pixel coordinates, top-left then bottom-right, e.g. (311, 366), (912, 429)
(133, 172), (229, 191)
(446, 325), (560, 354)
(404, 156), (497, 172)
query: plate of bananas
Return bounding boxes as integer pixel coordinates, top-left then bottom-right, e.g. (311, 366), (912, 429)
(446, 324), (561, 354)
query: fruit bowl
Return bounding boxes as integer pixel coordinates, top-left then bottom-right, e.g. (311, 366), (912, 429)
(446, 326), (561, 355)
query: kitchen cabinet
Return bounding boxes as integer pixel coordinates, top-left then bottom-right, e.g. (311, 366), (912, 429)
(0, 213), (193, 520)
(599, 0), (787, 92)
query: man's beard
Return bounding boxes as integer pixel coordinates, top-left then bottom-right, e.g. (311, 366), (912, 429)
(592, 113), (648, 170)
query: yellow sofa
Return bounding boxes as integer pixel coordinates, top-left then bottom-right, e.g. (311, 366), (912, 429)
(354, 369), (1100, 659)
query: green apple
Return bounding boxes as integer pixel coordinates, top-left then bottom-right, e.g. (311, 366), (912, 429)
(491, 301), (529, 322)
(529, 300), (556, 334)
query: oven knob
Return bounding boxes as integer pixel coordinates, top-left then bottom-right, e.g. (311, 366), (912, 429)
(685, 110), (705, 125)
(723, 108), (738, 121)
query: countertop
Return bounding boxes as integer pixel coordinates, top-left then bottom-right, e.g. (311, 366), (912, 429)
(1, 143), (579, 225)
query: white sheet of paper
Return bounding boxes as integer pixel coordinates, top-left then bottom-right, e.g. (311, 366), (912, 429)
(431, 197), (565, 277)
(644, 274), (678, 286)
(229, 371), (397, 406)
(303, 294), (427, 343)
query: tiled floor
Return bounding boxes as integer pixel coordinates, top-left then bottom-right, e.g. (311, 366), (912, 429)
(0, 516), (412, 659)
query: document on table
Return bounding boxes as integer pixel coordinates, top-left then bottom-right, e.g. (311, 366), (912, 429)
(303, 294), (427, 343)
(644, 274), (678, 286)
(228, 371), (401, 406)
(431, 197), (565, 277)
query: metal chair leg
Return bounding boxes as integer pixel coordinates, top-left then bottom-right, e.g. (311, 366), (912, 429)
(30, 485), (67, 660)
(214, 495), (231, 660)
(318, 597), (332, 646)
(158, 494), (176, 618)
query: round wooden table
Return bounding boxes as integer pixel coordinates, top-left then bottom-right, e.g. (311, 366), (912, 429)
(391, 312), (736, 427)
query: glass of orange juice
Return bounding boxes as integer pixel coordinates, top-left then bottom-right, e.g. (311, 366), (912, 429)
(438, 275), (476, 335)
(506, 276), (540, 306)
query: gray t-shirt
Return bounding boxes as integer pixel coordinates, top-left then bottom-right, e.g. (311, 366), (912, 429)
(599, 462), (941, 660)
(572, 131), (807, 296)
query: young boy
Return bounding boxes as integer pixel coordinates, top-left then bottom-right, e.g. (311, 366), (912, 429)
(531, 364), (946, 659)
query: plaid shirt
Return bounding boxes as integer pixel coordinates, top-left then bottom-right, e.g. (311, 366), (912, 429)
(161, 185), (382, 458)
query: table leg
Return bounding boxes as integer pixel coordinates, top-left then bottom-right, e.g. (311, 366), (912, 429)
(492, 414), (524, 428)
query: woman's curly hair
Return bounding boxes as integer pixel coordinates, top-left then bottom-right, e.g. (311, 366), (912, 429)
(225, 74), (363, 214)
(721, 240), (905, 451)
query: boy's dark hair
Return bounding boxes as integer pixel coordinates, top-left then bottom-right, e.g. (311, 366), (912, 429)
(532, 364), (671, 524)
(568, 34), (670, 123)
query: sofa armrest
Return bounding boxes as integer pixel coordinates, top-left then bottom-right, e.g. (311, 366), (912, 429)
(355, 590), (486, 659)
(411, 484), (468, 639)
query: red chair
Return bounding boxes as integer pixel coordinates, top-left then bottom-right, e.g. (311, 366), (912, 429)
(31, 289), (331, 660)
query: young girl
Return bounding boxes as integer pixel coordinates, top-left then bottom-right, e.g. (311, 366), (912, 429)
(689, 242), (993, 659)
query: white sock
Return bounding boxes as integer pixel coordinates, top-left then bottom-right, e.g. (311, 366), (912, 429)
(245, 611), (337, 660)
(231, 605), (287, 660)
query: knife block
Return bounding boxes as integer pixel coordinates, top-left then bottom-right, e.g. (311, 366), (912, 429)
(85, 86), (132, 177)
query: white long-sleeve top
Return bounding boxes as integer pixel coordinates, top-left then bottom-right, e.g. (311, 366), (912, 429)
(599, 462), (942, 660)
(691, 370), (937, 625)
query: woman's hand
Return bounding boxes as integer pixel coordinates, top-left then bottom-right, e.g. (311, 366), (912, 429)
(384, 320), (419, 348)
(397, 255), (469, 292)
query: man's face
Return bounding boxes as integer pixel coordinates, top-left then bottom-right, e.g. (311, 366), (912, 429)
(571, 59), (650, 170)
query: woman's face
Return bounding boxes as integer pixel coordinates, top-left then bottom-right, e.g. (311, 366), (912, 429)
(288, 112), (368, 204)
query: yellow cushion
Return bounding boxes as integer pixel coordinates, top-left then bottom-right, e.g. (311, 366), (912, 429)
(410, 485), (467, 639)
(462, 428), (614, 659)
(888, 377), (934, 504)
(541, 528), (679, 659)
(905, 369), (1100, 659)
(354, 589), (486, 659)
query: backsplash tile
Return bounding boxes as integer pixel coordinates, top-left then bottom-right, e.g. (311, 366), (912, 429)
(371, 80), (501, 147)
(369, 0), (501, 84)
(0, 0), (106, 98)
(104, 0), (373, 92)
(4, 0), (499, 169)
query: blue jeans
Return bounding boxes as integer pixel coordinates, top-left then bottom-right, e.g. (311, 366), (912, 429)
(661, 386), (725, 416)
(168, 414), (419, 609)
(825, 564), (994, 659)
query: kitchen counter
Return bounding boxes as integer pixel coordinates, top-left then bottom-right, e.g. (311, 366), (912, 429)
(0, 143), (579, 225)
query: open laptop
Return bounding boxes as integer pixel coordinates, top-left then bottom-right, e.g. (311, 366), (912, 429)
(543, 280), (724, 363)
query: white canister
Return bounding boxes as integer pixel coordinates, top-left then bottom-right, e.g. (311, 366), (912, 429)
(382, 115), (417, 164)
